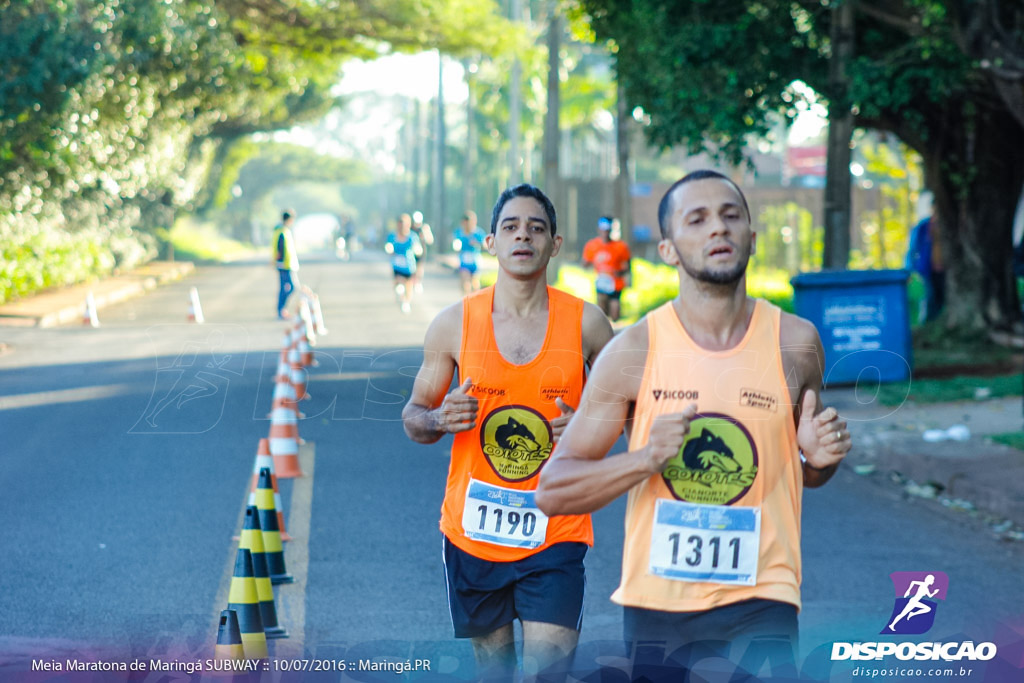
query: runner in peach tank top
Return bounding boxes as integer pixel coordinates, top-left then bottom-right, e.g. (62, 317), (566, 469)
(612, 298), (803, 612)
(537, 171), (852, 662)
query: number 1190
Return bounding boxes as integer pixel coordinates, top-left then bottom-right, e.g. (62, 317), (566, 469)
(478, 505), (537, 537)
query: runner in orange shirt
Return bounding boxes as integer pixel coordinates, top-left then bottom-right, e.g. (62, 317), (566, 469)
(581, 216), (632, 321)
(402, 184), (613, 678)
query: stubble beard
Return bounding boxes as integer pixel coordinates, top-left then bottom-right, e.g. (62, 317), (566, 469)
(675, 243), (750, 287)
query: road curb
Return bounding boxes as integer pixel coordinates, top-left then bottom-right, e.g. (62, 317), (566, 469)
(0, 261), (195, 328)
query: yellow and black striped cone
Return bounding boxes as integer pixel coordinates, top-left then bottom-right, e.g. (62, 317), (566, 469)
(214, 609), (245, 662)
(240, 506), (288, 639)
(226, 547), (269, 659)
(257, 467), (294, 584)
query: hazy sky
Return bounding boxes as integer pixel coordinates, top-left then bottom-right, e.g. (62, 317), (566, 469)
(335, 52), (469, 102)
(274, 51), (828, 169)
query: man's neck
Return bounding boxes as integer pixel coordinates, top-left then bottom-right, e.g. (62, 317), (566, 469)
(492, 273), (550, 317)
(672, 276), (752, 350)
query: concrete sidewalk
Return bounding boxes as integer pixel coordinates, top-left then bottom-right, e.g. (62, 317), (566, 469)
(0, 261), (194, 328)
(825, 386), (1024, 538)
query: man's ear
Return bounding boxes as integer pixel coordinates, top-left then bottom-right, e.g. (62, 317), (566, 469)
(551, 234), (563, 257)
(657, 238), (679, 265)
(750, 231), (757, 256)
(484, 232), (496, 256)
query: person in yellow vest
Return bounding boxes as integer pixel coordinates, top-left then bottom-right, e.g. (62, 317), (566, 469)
(536, 170), (852, 673)
(402, 184), (613, 678)
(271, 210), (299, 319)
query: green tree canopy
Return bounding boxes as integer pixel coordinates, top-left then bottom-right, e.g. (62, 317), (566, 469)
(0, 0), (512, 302)
(574, 0), (1024, 335)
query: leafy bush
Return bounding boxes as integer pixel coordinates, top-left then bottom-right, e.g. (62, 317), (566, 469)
(0, 222), (154, 304)
(555, 258), (795, 323)
(158, 218), (253, 263)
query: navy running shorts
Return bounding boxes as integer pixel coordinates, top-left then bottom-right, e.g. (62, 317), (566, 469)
(624, 599), (798, 677)
(442, 536), (587, 639)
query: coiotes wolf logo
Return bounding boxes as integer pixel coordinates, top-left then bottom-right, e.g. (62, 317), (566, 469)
(662, 413), (758, 505)
(683, 429), (741, 478)
(480, 405), (553, 482)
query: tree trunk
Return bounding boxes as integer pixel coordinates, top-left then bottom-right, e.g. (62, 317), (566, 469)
(615, 80), (632, 241)
(543, 9), (561, 210)
(923, 104), (1024, 334)
(508, 0), (523, 186)
(823, 0), (854, 269)
(463, 58), (477, 215)
(434, 52), (447, 244)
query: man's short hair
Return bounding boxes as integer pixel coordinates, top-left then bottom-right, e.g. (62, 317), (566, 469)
(282, 209), (295, 222)
(463, 210), (477, 222)
(490, 184), (557, 235)
(657, 170), (751, 238)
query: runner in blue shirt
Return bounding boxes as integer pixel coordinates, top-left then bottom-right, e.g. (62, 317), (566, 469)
(385, 214), (423, 314)
(452, 210), (487, 295)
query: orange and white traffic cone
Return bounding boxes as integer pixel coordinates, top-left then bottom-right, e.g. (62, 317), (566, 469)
(288, 347), (308, 401)
(297, 330), (315, 368)
(311, 293), (328, 336)
(299, 298), (316, 346)
(274, 347), (291, 384)
(271, 369), (298, 404)
(268, 413), (304, 479)
(82, 292), (99, 327)
(187, 286), (205, 323)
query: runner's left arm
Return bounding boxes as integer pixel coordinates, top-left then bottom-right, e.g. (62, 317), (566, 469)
(581, 302), (615, 368)
(782, 314), (851, 487)
(549, 303), (615, 441)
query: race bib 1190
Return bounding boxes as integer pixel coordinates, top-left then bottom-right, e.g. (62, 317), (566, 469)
(462, 479), (548, 549)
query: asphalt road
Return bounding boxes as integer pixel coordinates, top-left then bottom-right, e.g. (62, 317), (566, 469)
(1, 252), (1022, 681)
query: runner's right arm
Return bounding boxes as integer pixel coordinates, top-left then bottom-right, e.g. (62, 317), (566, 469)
(536, 324), (697, 516)
(402, 304), (478, 444)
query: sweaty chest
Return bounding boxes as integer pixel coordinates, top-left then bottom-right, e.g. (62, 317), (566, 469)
(492, 312), (549, 365)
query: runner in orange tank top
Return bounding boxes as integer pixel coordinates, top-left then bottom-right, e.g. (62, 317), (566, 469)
(581, 215), (632, 321)
(402, 184), (613, 679)
(537, 170), (852, 675)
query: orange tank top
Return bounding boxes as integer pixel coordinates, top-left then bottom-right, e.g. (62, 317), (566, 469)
(440, 286), (593, 562)
(611, 299), (803, 612)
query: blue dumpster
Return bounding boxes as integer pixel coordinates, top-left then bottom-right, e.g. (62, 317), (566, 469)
(791, 269), (912, 385)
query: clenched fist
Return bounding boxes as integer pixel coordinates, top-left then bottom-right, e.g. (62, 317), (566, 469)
(641, 404), (698, 475)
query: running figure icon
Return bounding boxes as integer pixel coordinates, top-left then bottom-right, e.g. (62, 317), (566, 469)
(888, 574), (939, 632)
